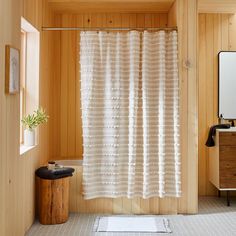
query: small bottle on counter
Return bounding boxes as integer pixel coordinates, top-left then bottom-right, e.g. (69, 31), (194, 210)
(219, 114), (225, 124)
(47, 161), (56, 170)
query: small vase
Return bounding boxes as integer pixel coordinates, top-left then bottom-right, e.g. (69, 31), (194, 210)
(24, 129), (35, 146)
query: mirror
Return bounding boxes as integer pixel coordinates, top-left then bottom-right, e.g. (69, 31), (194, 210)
(219, 51), (236, 120)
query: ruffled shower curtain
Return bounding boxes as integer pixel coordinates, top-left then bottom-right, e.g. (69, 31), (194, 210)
(80, 30), (180, 199)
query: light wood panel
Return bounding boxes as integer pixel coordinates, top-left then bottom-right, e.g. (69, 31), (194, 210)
(22, 0), (43, 29)
(176, 0), (198, 214)
(0, 0), (58, 235)
(167, 0), (177, 27)
(198, 0), (236, 14)
(56, 13), (168, 160)
(68, 166), (177, 214)
(48, 0), (174, 2)
(52, 12), (179, 214)
(48, 1), (175, 14)
(51, 0), (198, 213)
(198, 14), (236, 196)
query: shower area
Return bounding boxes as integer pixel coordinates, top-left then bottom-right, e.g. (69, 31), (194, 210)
(46, 0), (198, 215)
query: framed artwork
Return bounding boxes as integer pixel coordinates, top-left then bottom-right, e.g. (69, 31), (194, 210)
(5, 45), (20, 94)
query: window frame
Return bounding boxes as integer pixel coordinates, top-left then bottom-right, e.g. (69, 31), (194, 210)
(20, 30), (27, 144)
(20, 17), (40, 155)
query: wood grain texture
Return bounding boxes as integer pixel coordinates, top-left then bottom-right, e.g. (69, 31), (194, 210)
(198, 0), (236, 14)
(209, 132), (220, 189)
(22, 0), (42, 29)
(198, 14), (236, 196)
(0, 4), (200, 235)
(50, 0), (198, 214)
(219, 132), (236, 146)
(55, 13), (168, 161)
(176, 0), (198, 214)
(69, 167), (165, 214)
(48, 2), (174, 14)
(48, 0), (174, 2)
(209, 131), (236, 189)
(167, 0), (177, 27)
(37, 177), (69, 225)
(219, 141), (236, 188)
(0, 0), (57, 235)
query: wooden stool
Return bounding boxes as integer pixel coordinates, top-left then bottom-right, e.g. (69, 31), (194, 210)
(36, 176), (70, 225)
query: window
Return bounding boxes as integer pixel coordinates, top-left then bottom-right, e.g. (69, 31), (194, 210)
(20, 17), (40, 154)
(20, 30), (26, 144)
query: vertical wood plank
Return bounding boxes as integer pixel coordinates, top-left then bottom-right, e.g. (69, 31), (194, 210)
(221, 15), (229, 51)
(159, 13), (168, 27)
(177, 0), (188, 214)
(186, 0), (198, 213)
(205, 14), (214, 197)
(113, 198), (123, 214)
(177, 0), (198, 214)
(107, 13), (122, 28)
(144, 14), (152, 27)
(60, 15), (69, 158)
(198, 14), (207, 196)
(83, 14), (92, 28)
(129, 14), (137, 28)
(75, 15), (83, 159)
(136, 14), (145, 28)
(149, 198), (159, 214)
(91, 13), (107, 27)
(122, 198), (132, 214)
(168, 1), (177, 27)
(131, 197), (141, 214)
(121, 14), (130, 28)
(159, 198), (177, 214)
(229, 14), (236, 50)
(67, 15), (77, 158)
(139, 199), (150, 214)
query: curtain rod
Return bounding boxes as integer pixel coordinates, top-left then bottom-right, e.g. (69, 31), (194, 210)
(42, 27), (177, 31)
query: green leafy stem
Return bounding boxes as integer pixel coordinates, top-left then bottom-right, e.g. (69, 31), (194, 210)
(21, 107), (49, 131)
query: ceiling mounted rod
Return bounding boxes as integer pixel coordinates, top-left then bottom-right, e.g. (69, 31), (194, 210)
(42, 27), (177, 31)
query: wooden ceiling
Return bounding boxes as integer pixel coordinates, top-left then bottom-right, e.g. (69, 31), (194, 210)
(47, 0), (175, 13)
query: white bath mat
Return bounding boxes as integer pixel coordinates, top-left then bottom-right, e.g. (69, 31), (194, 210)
(94, 216), (172, 233)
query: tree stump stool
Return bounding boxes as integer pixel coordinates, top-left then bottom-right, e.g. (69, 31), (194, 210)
(36, 176), (70, 225)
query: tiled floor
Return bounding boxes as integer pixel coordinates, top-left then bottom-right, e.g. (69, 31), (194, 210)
(26, 197), (236, 236)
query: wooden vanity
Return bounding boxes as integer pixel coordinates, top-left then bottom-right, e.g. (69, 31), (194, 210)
(209, 128), (236, 205)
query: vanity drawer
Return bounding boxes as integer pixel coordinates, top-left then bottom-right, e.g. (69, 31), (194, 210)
(219, 146), (236, 162)
(220, 176), (236, 188)
(219, 145), (236, 188)
(219, 132), (236, 146)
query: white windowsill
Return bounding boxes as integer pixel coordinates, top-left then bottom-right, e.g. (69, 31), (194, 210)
(20, 144), (37, 156)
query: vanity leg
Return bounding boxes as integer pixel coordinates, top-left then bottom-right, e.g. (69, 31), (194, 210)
(227, 191), (230, 206)
(218, 190), (221, 198)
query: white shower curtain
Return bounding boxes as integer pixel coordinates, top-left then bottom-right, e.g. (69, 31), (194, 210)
(142, 31), (180, 197)
(80, 30), (180, 199)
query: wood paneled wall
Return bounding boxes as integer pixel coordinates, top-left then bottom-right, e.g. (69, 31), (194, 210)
(0, 0), (57, 235)
(0, 2), (199, 233)
(176, 0), (198, 213)
(50, 0), (199, 214)
(53, 13), (178, 214)
(53, 13), (169, 160)
(198, 13), (236, 196)
(69, 166), (178, 214)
